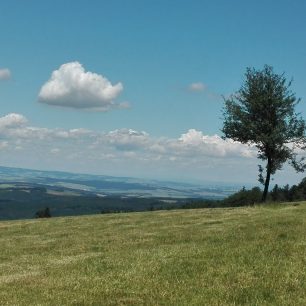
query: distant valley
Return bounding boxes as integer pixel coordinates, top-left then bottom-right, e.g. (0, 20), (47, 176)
(0, 166), (239, 220)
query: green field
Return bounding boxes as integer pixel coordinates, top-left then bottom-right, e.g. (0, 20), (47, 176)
(0, 203), (305, 305)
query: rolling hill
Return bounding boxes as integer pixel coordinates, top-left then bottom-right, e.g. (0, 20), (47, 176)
(0, 203), (305, 305)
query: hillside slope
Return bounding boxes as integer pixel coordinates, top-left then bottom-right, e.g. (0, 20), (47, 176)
(0, 203), (305, 305)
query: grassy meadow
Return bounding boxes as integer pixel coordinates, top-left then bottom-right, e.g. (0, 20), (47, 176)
(0, 203), (305, 305)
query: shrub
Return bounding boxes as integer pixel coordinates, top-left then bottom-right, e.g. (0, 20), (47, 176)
(35, 207), (51, 218)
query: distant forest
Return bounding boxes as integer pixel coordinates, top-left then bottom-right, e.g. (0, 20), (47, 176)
(185, 177), (306, 209)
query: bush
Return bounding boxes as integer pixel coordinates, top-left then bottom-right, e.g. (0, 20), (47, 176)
(35, 207), (51, 218)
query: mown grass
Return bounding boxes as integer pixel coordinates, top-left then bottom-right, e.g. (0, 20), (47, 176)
(0, 203), (305, 305)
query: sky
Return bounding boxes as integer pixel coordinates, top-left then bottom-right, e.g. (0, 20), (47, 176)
(1, 0), (306, 186)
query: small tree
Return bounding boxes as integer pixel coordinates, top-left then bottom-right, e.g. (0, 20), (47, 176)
(222, 65), (306, 202)
(270, 184), (280, 201)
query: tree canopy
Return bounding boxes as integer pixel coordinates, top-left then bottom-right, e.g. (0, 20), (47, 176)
(222, 65), (306, 201)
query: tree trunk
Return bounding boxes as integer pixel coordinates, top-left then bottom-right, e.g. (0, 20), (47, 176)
(262, 157), (272, 202)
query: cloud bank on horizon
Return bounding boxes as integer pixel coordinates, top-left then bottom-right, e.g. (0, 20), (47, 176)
(0, 112), (259, 182)
(38, 62), (127, 111)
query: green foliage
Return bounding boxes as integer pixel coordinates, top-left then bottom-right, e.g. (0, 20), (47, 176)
(222, 65), (306, 201)
(185, 176), (306, 208)
(222, 186), (262, 206)
(270, 184), (281, 201)
(270, 178), (306, 202)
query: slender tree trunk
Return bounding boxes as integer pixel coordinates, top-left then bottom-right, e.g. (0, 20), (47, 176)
(262, 157), (272, 202)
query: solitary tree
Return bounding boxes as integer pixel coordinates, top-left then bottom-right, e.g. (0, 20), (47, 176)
(222, 65), (306, 202)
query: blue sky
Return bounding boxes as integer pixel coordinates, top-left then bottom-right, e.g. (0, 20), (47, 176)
(1, 0), (306, 185)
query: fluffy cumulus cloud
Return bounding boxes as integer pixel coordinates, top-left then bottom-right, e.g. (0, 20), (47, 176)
(188, 82), (206, 92)
(38, 62), (125, 111)
(0, 113), (28, 129)
(177, 129), (256, 158)
(0, 68), (11, 81)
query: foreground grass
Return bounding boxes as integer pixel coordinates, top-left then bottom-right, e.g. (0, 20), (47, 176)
(0, 203), (305, 305)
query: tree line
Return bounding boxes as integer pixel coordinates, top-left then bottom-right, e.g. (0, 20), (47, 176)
(183, 177), (306, 209)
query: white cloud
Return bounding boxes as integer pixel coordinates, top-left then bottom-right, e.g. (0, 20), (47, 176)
(0, 113), (28, 129)
(0, 141), (8, 150)
(0, 114), (256, 160)
(177, 129), (255, 158)
(188, 82), (206, 92)
(102, 128), (255, 160)
(38, 62), (125, 111)
(0, 68), (11, 81)
(0, 113), (264, 183)
(54, 128), (92, 139)
(179, 129), (205, 145)
(50, 148), (60, 154)
(106, 128), (150, 151)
